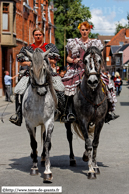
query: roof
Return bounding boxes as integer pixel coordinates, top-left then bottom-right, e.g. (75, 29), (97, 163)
(97, 35), (114, 46)
(106, 28), (129, 46)
(123, 59), (129, 65)
(110, 45), (121, 54)
(117, 43), (129, 52)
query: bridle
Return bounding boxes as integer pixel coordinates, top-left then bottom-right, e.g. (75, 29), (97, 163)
(30, 77), (49, 88)
(78, 49), (107, 117)
(29, 61), (49, 95)
(83, 50), (102, 78)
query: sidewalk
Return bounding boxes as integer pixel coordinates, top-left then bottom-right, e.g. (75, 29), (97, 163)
(0, 95), (14, 107)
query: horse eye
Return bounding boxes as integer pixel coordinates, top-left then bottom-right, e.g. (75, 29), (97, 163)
(98, 60), (101, 64)
(84, 59), (88, 65)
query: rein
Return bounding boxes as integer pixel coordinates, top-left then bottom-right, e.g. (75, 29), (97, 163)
(79, 86), (107, 115)
(31, 80), (49, 88)
(30, 69), (49, 89)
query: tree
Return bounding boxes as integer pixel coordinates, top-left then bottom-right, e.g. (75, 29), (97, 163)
(115, 22), (128, 35)
(115, 13), (129, 35)
(53, 0), (95, 67)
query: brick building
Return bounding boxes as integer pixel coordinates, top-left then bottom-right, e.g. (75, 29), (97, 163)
(104, 28), (129, 72)
(0, 0), (55, 96)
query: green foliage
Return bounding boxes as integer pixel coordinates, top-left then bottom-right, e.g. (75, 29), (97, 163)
(89, 32), (99, 39)
(115, 22), (128, 35)
(53, 0), (97, 67)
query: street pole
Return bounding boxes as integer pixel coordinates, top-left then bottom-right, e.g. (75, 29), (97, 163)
(64, 27), (66, 67)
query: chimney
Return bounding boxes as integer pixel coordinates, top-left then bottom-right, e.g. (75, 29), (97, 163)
(126, 28), (129, 37)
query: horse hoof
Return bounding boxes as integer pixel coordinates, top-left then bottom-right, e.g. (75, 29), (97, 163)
(87, 172), (96, 179)
(30, 168), (39, 176)
(94, 168), (100, 174)
(43, 173), (53, 183)
(82, 153), (88, 162)
(70, 159), (76, 166)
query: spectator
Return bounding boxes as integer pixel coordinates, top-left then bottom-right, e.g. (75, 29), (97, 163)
(56, 66), (60, 74)
(4, 71), (18, 102)
(113, 72), (122, 95)
(111, 71), (115, 80)
(50, 63), (56, 73)
(59, 70), (65, 78)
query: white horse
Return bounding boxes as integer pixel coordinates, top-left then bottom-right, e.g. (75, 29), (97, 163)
(22, 48), (57, 182)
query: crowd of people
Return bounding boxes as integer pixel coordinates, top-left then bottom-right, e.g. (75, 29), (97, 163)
(104, 71), (122, 96)
(6, 21), (120, 126)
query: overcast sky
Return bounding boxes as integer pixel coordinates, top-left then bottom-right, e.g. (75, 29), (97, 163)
(82, 0), (129, 35)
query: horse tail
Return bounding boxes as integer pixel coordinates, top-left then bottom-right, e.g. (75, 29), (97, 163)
(41, 124), (45, 144)
(72, 122), (84, 141)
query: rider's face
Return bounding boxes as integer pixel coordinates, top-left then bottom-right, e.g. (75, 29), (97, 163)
(80, 25), (90, 39)
(33, 30), (43, 43)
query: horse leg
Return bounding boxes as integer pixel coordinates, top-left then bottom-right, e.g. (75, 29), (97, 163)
(26, 125), (39, 176)
(65, 123), (76, 166)
(82, 123), (95, 162)
(85, 141), (96, 179)
(30, 127), (38, 158)
(79, 119), (96, 179)
(92, 122), (104, 175)
(43, 122), (54, 183)
(41, 131), (46, 167)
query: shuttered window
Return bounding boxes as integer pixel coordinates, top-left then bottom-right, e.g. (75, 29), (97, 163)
(3, 3), (9, 31)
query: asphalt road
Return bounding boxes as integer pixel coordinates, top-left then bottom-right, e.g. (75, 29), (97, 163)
(0, 80), (129, 194)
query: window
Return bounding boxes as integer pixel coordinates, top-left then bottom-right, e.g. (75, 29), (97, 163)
(119, 42), (123, 46)
(116, 57), (120, 65)
(3, 3), (9, 31)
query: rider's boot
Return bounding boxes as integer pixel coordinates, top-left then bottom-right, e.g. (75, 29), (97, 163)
(105, 101), (119, 123)
(9, 94), (23, 126)
(105, 112), (119, 123)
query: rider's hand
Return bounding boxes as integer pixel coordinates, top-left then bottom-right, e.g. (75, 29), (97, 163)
(73, 58), (81, 64)
(27, 61), (31, 66)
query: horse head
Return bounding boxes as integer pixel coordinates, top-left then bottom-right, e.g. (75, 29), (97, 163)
(83, 46), (103, 90)
(25, 48), (51, 96)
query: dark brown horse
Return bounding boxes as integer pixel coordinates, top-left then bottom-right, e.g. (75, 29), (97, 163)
(65, 46), (108, 179)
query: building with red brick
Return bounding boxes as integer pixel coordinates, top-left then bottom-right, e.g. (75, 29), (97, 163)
(98, 29), (129, 79)
(0, 0), (55, 97)
(104, 28), (129, 73)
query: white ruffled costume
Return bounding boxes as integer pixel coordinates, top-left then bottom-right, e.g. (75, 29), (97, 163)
(62, 38), (117, 111)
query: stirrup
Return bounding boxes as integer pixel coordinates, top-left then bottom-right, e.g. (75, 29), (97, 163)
(9, 114), (22, 126)
(67, 113), (76, 122)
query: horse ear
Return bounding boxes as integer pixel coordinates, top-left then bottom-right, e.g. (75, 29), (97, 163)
(41, 48), (51, 58)
(24, 49), (33, 59)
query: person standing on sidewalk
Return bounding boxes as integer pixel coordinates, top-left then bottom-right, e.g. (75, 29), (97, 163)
(4, 71), (18, 102)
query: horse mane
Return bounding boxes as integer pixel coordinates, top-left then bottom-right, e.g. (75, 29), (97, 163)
(31, 49), (58, 108)
(83, 46), (102, 59)
(32, 52), (45, 79)
(46, 68), (58, 108)
(83, 46), (104, 68)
